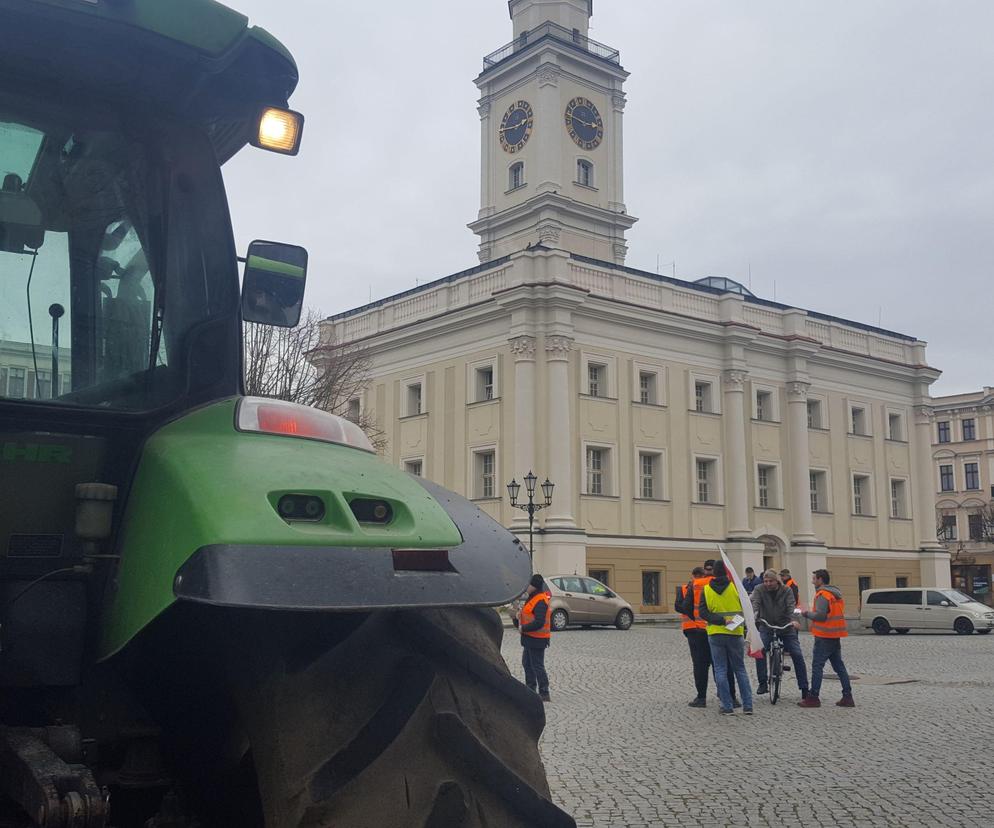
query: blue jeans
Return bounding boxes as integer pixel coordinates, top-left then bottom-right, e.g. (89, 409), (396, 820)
(708, 634), (753, 711)
(810, 637), (851, 697)
(756, 628), (809, 692)
(522, 646), (549, 694)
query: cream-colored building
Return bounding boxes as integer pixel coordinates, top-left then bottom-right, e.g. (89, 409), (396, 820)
(931, 388), (994, 606)
(324, 0), (950, 613)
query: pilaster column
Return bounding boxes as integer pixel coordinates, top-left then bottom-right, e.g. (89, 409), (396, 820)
(913, 404), (946, 551)
(786, 380), (817, 542)
(509, 335), (536, 530)
(722, 369), (751, 538)
(544, 335), (575, 529)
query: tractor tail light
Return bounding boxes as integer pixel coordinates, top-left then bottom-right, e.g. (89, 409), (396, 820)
(238, 398), (374, 452)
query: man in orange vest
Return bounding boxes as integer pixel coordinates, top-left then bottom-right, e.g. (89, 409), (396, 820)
(516, 573), (552, 702)
(679, 566), (711, 707)
(780, 569), (800, 605)
(798, 569), (854, 708)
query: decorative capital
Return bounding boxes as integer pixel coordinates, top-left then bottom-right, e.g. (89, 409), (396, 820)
(612, 91), (627, 110)
(612, 242), (628, 261)
(785, 380), (811, 401)
(537, 63), (560, 87)
(722, 369), (748, 391)
(478, 245), (492, 263)
(545, 335), (574, 360)
(477, 100), (491, 118)
(537, 223), (561, 245)
(914, 404), (933, 424)
(509, 335), (536, 360)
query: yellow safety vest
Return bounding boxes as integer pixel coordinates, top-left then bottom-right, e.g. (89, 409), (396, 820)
(703, 583), (745, 637)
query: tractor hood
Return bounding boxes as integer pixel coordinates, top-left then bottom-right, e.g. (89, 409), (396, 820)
(0, 0), (299, 163)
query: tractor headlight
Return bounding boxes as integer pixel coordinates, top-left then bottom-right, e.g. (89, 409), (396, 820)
(252, 106), (304, 155)
(237, 398), (374, 453)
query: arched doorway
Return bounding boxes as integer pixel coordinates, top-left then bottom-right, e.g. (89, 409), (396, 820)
(759, 534), (786, 575)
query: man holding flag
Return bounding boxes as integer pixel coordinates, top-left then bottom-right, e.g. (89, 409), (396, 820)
(697, 556), (756, 715)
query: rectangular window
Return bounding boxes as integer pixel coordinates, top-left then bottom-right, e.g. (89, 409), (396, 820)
(475, 366), (494, 402)
(962, 419), (976, 441)
(639, 452), (657, 499)
(939, 464), (954, 492)
(588, 363), (605, 398)
(8, 367), (25, 398)
(641, 571), (661, 606)
(756, 390), (772, 422)
(586, 448), (604, 495)
(809, 470), (825, 513)
(888, 412), (903, 441)
(406, 382), (423, 416)
(696, 459), (715, 503)
(851, 406), (867, 436)
(0, 366), (6, 396)
(858, 576), (872, 604)
(476, 451), (495, 499)
(807, 399), (822, 429)
(577, 159), (593, 187)
(347, 398), (361, 423)
(890, 479), (906, 518)
(939, 514), (957, 541)
(757, 465), (778, 508)
(937, 421), (951, 443)
(896, 576), (909, 588)
(965, 462), (980, 490)
(35, 370), (52, 400)
(853, 474), (870, 515)
(694, 381), (712, 413)
(969, 513), (983, 541)
(638, 371), (657, 405)
(589, 569), (610, 587)
(404, 459), (423, 477)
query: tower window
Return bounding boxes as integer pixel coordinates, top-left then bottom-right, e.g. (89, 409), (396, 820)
(577, 159), (594, 187)
(509, 161), (524, 190)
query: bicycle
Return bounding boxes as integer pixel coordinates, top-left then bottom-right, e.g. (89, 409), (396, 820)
(757, 619), (796, 704)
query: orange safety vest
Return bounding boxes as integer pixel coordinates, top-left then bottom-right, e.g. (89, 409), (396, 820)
(689, 576), (710, 629)
(810, 588), (848, 638)
(520, 591), (552, 639)
(679, 584), (696, 631)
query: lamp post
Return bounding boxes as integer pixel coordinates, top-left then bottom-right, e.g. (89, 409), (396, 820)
(507, 470), (554, 564)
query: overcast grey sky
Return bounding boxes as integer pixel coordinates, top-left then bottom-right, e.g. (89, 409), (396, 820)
(223, 1), (994, 396)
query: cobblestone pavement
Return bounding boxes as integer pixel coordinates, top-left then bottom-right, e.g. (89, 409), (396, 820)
(501, 626), (994, 828)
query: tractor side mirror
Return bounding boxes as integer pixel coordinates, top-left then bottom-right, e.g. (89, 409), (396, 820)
(241, 240), (308, 327)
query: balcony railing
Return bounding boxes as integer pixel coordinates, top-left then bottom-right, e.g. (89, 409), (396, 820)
(483, 22), (620, 71)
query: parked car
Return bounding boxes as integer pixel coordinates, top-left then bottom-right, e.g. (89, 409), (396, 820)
(859, 587), (994, 635)
(510, 575), (634, 631)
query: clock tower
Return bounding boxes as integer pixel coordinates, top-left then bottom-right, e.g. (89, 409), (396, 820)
(469, 0), (637, 264)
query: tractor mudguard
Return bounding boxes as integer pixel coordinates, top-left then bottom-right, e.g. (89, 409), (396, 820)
(99, 399), (529, 660)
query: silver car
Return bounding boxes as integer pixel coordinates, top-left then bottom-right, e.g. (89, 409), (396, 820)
(512, 575), (634, 631)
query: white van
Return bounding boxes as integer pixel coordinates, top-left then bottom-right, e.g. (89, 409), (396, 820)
(860, 588), (994, 635)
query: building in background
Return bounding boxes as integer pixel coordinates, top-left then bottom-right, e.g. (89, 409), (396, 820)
(324, 0), (950, 612)
(930, 388), (994, 606)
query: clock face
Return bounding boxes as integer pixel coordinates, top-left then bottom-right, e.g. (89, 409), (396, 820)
(499, 100), (534, 153)
(565, 96), (604, 150)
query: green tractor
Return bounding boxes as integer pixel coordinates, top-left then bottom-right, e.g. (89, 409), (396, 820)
(0, 2), (573, 826)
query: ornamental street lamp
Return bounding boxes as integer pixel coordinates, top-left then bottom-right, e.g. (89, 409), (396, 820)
(506, 470), (554, 563)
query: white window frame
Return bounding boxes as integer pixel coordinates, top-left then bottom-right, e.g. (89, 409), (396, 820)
(886, 409), (906, 442)
(467, 356), (499, 403)
(635, 447), (666, 500)
(852, 472), (873, 516)
(938, 512), (958, 541)
(752, 384), (780, 423)
(402, 375), (426, 417)
(403, 457), (425, 477)
(576, 158), (594, 187)
(633, 363), (665, 406)
(755, 462), (782, 509)
(961, 417), (977, 441)
(806, 397), (826, 429)
(470, 445), (498, 500)
(689, 372), (720, 415)
(346, 397), (362, 423)
(809, 467), (831, 514)
(692, 454), (722, 505)
(509, 160), (525, 190)
(581, 352), (616, 399)
(583, 441), (616, 496)
(963, 459), (981, 491)
(937, 462), (956, 493)
(849, 402), (870, 436)
(889, 477), (909, 519)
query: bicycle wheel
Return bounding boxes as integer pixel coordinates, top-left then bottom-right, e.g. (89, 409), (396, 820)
(769, 645), (783, 705)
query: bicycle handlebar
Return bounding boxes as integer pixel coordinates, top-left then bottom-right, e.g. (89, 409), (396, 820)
(757, 619), (795, 630)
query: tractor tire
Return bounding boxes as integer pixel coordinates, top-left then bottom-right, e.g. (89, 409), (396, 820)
(225, 607), (575, 828)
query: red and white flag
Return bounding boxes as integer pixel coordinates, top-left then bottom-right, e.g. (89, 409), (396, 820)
(718, 545), (764, 659)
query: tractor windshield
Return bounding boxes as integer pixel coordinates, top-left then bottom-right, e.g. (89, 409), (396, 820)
(0, 93), (238, 411)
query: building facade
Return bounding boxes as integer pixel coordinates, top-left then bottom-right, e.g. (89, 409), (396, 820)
(324, 0), (950, 612)
(930, 388), (994, 606)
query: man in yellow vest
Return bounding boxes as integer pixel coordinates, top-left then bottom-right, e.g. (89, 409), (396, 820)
(516, 573), (552, 702)
(697, 560), (754, 715)
(797, 569), (854, 708)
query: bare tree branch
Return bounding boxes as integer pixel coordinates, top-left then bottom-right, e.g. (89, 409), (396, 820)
(244, 307), (386, 451)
